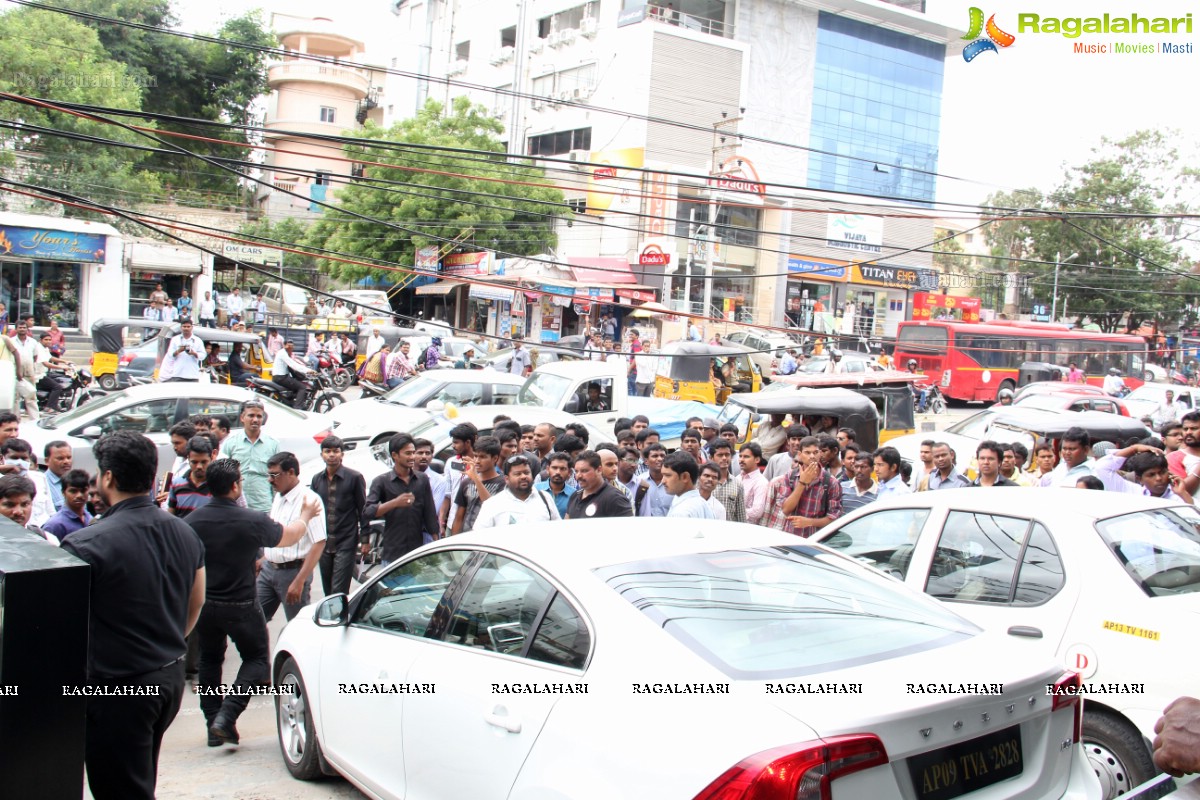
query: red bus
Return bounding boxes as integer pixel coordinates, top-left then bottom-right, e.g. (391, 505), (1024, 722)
(895, 320), (1149, 402)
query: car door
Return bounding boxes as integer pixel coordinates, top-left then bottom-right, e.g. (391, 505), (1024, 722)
(432, 381), (486, 407)
(318, 549), (473, 797)
(402, 552), (590, 800)
(919, 511), (1075, 650)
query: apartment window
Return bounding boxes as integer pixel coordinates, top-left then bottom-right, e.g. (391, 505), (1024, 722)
(455, 41), (471, 60)
(557, 63), (597, 93)
(527, 127), (592, 156)
(493, 85), (512, 115)
(315, 171), (332, 186)
(567, 198), (587, 213)
(500, 26), (516, 48)
(965, 233), (975, 244)
(319, 106), (336, 123)
(537, 1), (599, 37)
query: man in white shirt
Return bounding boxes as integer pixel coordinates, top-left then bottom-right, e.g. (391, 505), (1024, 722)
(225, 290), (244, 325)
(474, 454), (560, 528)
(663, 451), (716, 519)
(10, 320), (45, 418)
(257, 452), (327, 623)
(271, 341), (314, 408)
(197, 291), (217, 326)
(1037, 428), (1095, 487)
(364, 328), (386, 360)
(2, 437), (55, 526)
(873, 447), (912, 498)
(634, 347), (657, 396)
(697, 463), (727, 520)
(164, 318), (203, 381)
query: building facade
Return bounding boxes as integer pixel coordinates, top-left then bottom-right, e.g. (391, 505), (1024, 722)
(384, 0), (960, 336)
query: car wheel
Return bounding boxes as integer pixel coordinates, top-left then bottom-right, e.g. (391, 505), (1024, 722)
(1082, 711), (1163, 800)
(276, 657), (324, 781)
(98, 374), (118, 391)
(311, 392), (343, 414)
(1145, 370), (1156, 382)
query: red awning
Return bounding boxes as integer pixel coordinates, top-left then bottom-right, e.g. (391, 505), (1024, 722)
(567, 257), (635, 285)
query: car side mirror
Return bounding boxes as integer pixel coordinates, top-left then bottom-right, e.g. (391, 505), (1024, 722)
(314, 594), (349, 627)
(80, 425), (103, 439)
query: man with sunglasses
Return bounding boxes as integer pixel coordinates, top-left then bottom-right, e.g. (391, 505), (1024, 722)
(475, 454), (560, 527)
(257, 452), (327, 624)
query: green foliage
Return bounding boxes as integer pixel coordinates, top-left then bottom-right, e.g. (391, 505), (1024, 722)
(983, 135), (1200, 332)
(306, 97), (565, 284)
(0, 7), (161, 215)
(237, 217), (320, 286)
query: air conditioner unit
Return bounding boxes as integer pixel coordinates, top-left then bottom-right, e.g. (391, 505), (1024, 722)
(559, 28), (578, 45)
(500, 45), (514, 62)
(528, 38), (544, 54)
(558, 88), (575, 102)
(571, 87), (587, 101)
(530, 99), (544, 111)
(567, 149), (590, 163)
(546, 31), (564, 48)
(447, 59), (468, 76)
(489, 51), (504, 65)
(579, 18), (598, 38)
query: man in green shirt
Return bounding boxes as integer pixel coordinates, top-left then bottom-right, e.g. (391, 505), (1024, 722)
(219, 400), (279, 512)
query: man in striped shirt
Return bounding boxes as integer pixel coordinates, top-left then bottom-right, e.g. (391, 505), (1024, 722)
(708, 440), (746, 522)
(840, 453), (878, 514)
(168, 436), (215, 519)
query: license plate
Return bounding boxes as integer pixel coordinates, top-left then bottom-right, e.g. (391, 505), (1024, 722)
(907, 725), (1023, 800)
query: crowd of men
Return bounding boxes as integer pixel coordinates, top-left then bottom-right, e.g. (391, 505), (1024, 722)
(9, 384), (1200, 798)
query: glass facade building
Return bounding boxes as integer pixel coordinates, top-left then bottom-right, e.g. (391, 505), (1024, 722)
(807, 12), (945, 203)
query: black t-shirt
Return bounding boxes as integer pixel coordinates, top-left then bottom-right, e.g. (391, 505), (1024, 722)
(566, 480), (634, 520)
(61, 495), (205, 680)
(184, 497), (283, 603)
(454, 474), (505, 532)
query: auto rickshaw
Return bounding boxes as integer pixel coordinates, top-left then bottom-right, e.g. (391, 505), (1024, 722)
(653, 342), (763, 404)
(154, 324), (270, 384)
(770, 370), (919, 444)
(719, 388), (882, 452)
(90, 318), (177, 390)
(354, 324), (424, 372)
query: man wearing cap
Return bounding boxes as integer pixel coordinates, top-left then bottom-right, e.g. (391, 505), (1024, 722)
(700, 417), (722, 457)
(510, 336), (533, 377)
(454, 347), (477, 369)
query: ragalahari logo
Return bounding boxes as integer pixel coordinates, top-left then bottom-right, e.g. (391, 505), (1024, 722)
(962, 7), (1016, 61)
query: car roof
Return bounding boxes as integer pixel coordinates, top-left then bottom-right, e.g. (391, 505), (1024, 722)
(409, 369), (523, 384)
(445, 518), (808, 573)
(990, 408), (1149, 439)
(104, 382), (270, 401)
(726, 387), (877, 416)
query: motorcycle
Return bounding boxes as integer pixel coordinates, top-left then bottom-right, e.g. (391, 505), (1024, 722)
(358, 379), (389, 399)
(247, 370), (343, 414)
(315, 351), (353, 392)
(38, 366), (106, 413)
(913, 381), (946, 415)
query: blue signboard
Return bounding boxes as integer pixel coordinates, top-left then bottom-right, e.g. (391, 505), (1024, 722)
(0, 226), (107, 262)
(787, 256), (846, 280)
(539, 284), (576, 297)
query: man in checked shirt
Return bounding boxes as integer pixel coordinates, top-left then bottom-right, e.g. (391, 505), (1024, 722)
(761, 435), (842, 537)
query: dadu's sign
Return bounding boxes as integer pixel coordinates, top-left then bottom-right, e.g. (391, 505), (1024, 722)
(638, 244), (671, 266)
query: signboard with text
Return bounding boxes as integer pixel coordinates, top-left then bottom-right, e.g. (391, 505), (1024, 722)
(825, 214), (883, 254)
(222, 242), (283, 266)
(852, 264), (939, 290)
(442, 251), (492, 277)
(787, 256), (848, 282)
(0, 226), (107, 262)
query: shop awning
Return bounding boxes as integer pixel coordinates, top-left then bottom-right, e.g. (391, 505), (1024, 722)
(468, 284), (515, 302)
(126, 241), (203, 275)
(567, 257), (636, 285)
(414, 280), (463, 297)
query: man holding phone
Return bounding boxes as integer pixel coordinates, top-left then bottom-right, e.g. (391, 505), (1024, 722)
(365, 433), (439, 566)
(166, 318), (203, 381)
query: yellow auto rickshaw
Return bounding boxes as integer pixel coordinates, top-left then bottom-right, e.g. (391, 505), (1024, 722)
(90, 318), (176, 390)
(653, 342), (762, 404)
(769, 370), (919, 444)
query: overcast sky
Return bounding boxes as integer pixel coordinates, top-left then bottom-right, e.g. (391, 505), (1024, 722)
(176, 0), (1199, 210)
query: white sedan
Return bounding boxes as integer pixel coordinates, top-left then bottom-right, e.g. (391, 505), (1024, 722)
(812, 488), (1200, 798)
(19, 382), (330, 484)
(326, 370), (524, 431)
(273, 520), (1098, 800)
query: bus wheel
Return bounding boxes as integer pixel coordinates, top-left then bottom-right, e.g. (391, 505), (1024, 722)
(996, 380), (1016, 403)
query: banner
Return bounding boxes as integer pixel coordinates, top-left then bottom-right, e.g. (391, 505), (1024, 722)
(587, 148), (644, 216)
(825, 214), (883, 254)
(0, 226), (106, 262)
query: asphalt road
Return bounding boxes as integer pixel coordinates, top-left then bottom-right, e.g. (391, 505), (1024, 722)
(83, 404), (981, 800)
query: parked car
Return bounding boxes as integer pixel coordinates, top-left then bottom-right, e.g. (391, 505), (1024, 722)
(272, 519), (1099, 800)
(115, 339), (160, 387)
(259, 281), (311, 316)
(482, 343), (585, 373)
(799, 351), (884, 375)
(326, 370), (524, 428)
(813, 489), (1199, 799)
(720, 329), (798, 380)
(1014, 392), (1131, 416)
(1122, 384), (1200, 422)
(19, 383), (329, 485)
(332, 289), (393, 320)
(1014, 381), (1108, 403)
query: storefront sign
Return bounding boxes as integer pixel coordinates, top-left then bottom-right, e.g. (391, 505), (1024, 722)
(825, 214), (883, 254)
(443, 251), (492, 277)
(575, 287), (613, 301)
(616, 288), (657, 302)
(0, 226), (106, 262)
(618, 4), (647, 26)
(852, 264), (940, 290)
(468, 284), (515, 303)
(539, 284), (576, 297)
(913, 292), (981, 322)
(787, 256), (847, 281)
(637, 243), (671, 266)
(644, 172), (671, 236)
(708, 157), (766, 195)
(415, 245), (440, 272)
(587, 148), (644, 215)
(221, 242), (283, 266)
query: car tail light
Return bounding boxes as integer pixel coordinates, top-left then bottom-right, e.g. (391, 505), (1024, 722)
(119, 352), (136, 364)
(313, 429), (331, 445)
(1050, 672), (1083, 743)
(693, 735), (888, 800)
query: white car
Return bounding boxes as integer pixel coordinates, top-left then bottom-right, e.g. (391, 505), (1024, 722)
(812, 489), (1199, 798)
(314, 405), (614, 484)
(332, 289), (393, 320)
(273, 520), (1099, 800)
(1121, 384), (1199, 423)
(327, 370), (524, 427)
(721, 329), (798, 379)
(19, 383), (329, 484)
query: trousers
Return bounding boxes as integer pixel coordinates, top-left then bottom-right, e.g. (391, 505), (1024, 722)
(319, 534), (358, 597)
(256, 561), (311, 622)
(196, 601), (270, 725)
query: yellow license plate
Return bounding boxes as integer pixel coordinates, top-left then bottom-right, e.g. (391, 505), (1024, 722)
(907, 725), (1023, 800)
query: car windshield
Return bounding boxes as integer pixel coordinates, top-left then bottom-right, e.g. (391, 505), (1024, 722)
(1096, 506), (1200, 596)
(945, 410), (996, 438)
(40, 391), (125, 429)
(595, 545), (975, 679)
(283, 286), (308, 307)
(385, 374), (440, 406)
(1125, 385), (1170, 403)
(518, 372), (570, 407)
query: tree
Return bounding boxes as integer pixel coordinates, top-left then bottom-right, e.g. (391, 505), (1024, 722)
(63, 0), (273, 201)
(0, 7), (161, 215)
(981, 188), (1043, 316)
(237, 217), (321, 288)
(305, 97), (566, 284)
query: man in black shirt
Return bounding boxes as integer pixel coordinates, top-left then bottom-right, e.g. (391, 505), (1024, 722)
(566, 450), (634, 519)
(365, 432), (439, 565)
(311, 434), (367, 596)
(60, 431), (206, 800)
(185, 459), (319, 746)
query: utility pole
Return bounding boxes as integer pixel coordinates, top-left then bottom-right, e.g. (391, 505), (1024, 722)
(1050, 250), (1078, 322)
(507, 0), (528, 156)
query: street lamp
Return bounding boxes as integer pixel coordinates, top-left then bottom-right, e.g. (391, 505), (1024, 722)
(1050, 251), (1078, 322)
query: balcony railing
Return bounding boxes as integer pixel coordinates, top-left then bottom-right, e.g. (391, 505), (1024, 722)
(267, 61), (370, 96)
(645, 3), (734, 39)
